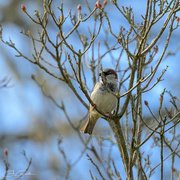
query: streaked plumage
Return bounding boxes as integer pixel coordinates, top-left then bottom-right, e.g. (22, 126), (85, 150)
(80, 69), (118, 135)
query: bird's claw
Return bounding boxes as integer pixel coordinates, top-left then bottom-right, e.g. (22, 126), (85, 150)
(92, 103), (97, 111)
(108, 112), (114, 119)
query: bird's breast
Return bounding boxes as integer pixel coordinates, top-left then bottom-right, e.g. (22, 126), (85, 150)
(90, 84), (117, 113)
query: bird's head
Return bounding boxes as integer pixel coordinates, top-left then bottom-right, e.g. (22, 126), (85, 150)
(99, 69), (118, 84)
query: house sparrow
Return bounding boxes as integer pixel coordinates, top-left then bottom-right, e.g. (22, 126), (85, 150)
(80, 69), (118, 135)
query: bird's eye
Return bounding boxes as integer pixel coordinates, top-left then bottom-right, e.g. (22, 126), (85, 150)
(104, 71), (111, 75)
(99, 71), (110, 76)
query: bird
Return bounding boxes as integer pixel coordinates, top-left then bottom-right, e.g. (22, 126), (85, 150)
(80, 68), (118, 135)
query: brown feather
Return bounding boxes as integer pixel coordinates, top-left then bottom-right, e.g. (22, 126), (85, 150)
(80, 113), (99, 135)
(80, 119), (95, 135)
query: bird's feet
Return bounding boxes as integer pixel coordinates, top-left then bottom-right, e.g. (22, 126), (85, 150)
(92, 103), (97, 111)
(108, 112), (114, 119)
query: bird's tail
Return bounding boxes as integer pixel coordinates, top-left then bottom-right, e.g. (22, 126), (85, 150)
(80, 119), (96, 135)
